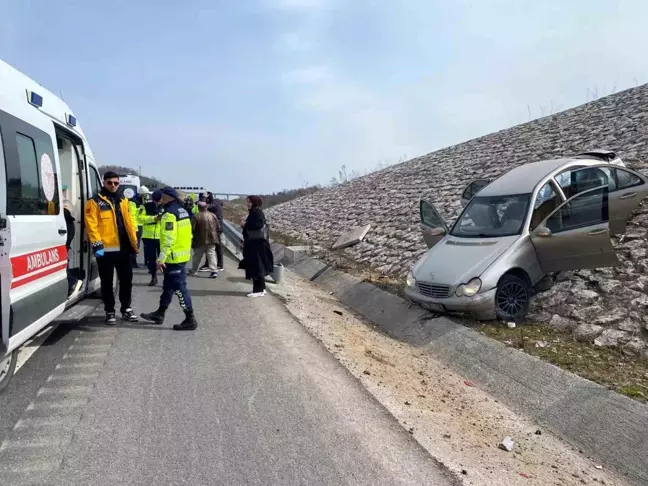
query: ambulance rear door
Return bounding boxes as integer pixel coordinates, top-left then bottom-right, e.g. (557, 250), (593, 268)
(85, 159), (102, 294)
(0, 108), (68, 354)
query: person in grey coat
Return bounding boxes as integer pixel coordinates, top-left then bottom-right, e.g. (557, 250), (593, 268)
(189, 202), (220, 278)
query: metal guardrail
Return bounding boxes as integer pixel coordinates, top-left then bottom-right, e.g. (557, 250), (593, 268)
(222, 219), (244, 251)
(221, 219), (273, 260)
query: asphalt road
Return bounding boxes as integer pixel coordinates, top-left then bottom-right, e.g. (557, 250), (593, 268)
(0, 255), (456, 486)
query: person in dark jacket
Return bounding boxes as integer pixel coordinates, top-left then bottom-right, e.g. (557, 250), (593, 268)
(239, 196), (274, 297)
(208, 196), (225, 270)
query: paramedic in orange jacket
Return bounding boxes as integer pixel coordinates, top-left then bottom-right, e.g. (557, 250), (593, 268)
(84, 171), (140, 325)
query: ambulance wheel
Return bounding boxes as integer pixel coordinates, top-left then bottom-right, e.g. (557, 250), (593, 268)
(0, 351), (17, 394)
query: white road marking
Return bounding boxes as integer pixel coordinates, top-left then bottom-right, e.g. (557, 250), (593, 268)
(14, 325), (55, 373)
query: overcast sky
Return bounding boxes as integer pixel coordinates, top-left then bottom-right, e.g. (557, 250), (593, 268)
(1, 0), (647, 194)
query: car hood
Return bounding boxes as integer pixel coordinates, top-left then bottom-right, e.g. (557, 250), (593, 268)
(413, 235), (519, 285)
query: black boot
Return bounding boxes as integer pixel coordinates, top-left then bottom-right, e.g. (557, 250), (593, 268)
(148, 276), (158, 286)
(173, 311), (197, 331)
(140, 307), (166, 324)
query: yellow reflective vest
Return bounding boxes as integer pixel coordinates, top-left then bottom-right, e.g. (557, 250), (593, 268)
(128, 200), (140, 227)
(158, 200), (192, 264)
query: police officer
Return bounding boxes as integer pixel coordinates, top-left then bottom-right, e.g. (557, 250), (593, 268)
(140, 187), (197, 331)
(140, 190), (163, 286)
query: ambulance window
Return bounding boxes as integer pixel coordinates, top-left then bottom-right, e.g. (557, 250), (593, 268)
(89, 166), (101, 196)
(8, 132), (60, 216)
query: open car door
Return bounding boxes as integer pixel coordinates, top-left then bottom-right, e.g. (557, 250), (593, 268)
(460, 179), (490, 207)
(419, 199), (448, 249)
(530, 185), (619, 273)
(605, 165), (648, 235)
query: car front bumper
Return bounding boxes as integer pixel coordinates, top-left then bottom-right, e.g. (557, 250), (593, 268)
(404, 286), (497, 320)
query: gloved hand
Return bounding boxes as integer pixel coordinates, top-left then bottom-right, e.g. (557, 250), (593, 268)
(95, 249), (104, 258)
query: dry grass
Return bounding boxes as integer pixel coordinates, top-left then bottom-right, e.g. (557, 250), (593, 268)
(471, 321), (648, 401)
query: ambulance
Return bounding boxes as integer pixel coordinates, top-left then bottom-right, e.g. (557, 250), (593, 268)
(119, 174), (141, 200)
(0, 59), (105, 392)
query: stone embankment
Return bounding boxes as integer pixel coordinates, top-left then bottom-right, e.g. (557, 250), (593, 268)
(266, 84), (648, 353)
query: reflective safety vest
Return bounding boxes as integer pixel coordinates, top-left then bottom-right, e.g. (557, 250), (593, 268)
(140, 203), (162, 240)
(158, 200), (192, 264)
(128, 200), (140, 227)
(140, 213), (161, 240)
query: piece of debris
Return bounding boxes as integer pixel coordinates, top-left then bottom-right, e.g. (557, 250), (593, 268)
(535, 429), (542, 435)
(535, 341), (548, 348)
(595, 465), (603, 470)
(332, 224), (371, 250)
(408, 427), (414, 434)
(507, 322), (516, 328)
(363, 370), (371, 375)
(333, 310), (343, 316)
(519, 472), (531, 479)
(498, 436), (516, 452)
(461, 469), (468, 475)
(404, 401), (411, 406)
(464, 380), (475, 387)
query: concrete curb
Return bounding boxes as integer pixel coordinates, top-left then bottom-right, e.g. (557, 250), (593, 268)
(222, 237), (647, 484)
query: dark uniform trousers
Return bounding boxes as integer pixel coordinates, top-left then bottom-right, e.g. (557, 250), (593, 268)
(143, 239), (161, 277)
(97, 252), (133, 313)
(161, 263), (193, 312)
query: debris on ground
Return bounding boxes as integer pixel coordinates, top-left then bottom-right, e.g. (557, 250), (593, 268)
(464, 380), (475, 387)
(271, 270), (629, 486)
(499, 436), (516, 452)
(507, 321), (516, 328)
(333, 310), (343, 316)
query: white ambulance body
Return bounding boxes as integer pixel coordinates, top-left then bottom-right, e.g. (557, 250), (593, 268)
(0, 59), (103, 392)
(119, 174), (141, 200)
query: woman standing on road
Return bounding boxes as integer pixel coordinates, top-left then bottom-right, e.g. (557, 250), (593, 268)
(239, 196), (274, 297)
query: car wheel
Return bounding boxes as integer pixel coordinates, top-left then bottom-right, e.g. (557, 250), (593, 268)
(495, 274), (530, 321)
(0, 351), (17, 394)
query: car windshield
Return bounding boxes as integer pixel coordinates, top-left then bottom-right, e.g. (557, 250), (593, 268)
(450, 194), (531, 237)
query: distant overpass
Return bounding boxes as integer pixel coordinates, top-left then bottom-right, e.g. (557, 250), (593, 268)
(146, 184), (247, 201)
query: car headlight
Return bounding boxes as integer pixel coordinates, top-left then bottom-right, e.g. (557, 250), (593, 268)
(406, 271), (416, 288)
(456, 278), (482, 297)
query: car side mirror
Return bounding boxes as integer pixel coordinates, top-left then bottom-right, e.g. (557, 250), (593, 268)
(534, 225), (552, 237)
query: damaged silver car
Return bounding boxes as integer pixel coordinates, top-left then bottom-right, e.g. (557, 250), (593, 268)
(405, 150), (648, 321)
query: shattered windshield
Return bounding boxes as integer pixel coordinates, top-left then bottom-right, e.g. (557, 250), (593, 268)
(450, 194), (531, 238)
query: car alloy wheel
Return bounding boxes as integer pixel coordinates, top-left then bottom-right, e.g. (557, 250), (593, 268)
(495, 274), (530, 321)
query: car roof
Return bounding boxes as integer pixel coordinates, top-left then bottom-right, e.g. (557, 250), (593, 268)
(478, 158), (580, 196)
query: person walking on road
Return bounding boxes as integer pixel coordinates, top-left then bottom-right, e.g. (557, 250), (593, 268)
(189, 202), (220, 278)
(209, 196), (225, 271)
(140, 189), (163, 286)
(85, 171), (140, 324)
(239, 195), (274, 297)
(141, 187), (197, 331)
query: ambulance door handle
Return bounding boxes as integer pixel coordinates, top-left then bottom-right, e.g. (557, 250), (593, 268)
(58, 229), (67, 235)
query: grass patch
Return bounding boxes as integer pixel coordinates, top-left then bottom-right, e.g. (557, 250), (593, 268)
(269, 230), (307, 248)
(474, 322), (648, 402)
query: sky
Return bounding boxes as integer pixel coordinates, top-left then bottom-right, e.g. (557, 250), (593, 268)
(1, 0), (648, 194)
